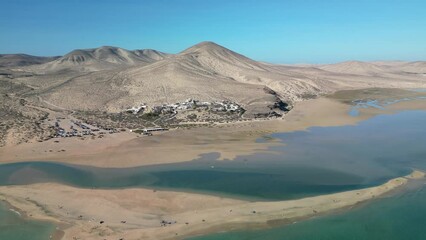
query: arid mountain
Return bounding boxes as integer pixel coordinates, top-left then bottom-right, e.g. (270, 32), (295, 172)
(396, 61), (426, 74)
(317, 61), (388, 76)
(32, 42), (285, 115)
(0, 54), (59, 68)
(317, 60), (426, 76)
(2, 42), (425, 117)
(132, 49), (169, 61)
(31, 46), (169, 73)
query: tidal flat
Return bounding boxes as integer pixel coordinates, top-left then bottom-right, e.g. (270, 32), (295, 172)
(0, 89), (425, 240)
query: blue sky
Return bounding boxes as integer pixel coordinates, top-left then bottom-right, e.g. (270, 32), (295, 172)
(0, 0), (425, 63)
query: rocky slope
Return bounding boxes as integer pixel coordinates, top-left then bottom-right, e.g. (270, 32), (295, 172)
(31, 46), (169, 73)
(0, 54), (59, 68)
(2, 42), (425, 117)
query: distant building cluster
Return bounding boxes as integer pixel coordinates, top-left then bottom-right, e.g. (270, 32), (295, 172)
(126, 104), (147, 114)
(126, 98), (243, 115)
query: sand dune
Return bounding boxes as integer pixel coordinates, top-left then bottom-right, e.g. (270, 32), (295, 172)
(320, 60), (426, 76)
(318, 61), (388, 76)
(396, 61), (426, 74)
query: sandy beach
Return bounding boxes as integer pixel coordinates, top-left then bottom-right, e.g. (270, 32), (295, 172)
(0, 170), (423, 240)
(1, 90), (425, 169)
(2, 3), (426, 238)
(1, 89), (426, 239)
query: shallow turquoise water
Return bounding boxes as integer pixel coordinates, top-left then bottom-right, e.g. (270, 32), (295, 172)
(1, 111), (426, 201)
(348, 96), (426, 116)
(1, 110), (426, 239)
(0, 202), (54, 240)
(0, 161), (371, 201)
(187, 109), (426, 240)
(188, 182), (426, 240)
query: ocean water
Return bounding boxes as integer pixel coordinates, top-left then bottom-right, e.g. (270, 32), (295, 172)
(0, 202), (54, 240)
(187, 182), (426, 240)
(187, 109), (426, 240)
(1, 109), (426, 239)
(0, 111), (426, 201)
(348, 96), (426, 116)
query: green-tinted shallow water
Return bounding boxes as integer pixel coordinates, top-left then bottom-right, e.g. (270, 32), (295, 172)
(188, 182), (426, 240)
(0, 202), (54, 240)
(2, 110), (426, 200)
(1, 109), (426, 239)
(0, 161), (372, 201)
(185, 109), (426, 240)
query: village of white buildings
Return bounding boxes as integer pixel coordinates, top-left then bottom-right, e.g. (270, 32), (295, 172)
(47, 99), (244, 140)
(126, 98), (243, 115)
(0, 94), (287, 146)
(17, 97), (288, 146)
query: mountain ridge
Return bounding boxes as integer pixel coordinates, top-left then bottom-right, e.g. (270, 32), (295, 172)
(0, 54), (60, 68)
(30, 46), (170, 73)
(1, 41), (425, 117)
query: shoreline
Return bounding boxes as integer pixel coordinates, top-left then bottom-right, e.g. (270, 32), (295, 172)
(0, 170), (423, 240)
(1, 89), (425, 169)
(166, 170), (425, 240)
(0, 200), (65, 240)
(0, 88), (425, 239)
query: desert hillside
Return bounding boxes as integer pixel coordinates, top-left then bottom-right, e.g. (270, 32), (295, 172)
(2, 42), (425, 112)
(0, 41), (425, 146)
(0, 54), (59, 68)
(24, 42), (426, 112)
(29, 46), (169, 73)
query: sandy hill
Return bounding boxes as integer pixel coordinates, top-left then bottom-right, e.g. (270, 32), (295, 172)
(32, 43), (314, 111)
(34, 42), (286, 115)
(31, 46), (170, 73)
(132, 49), (169, 61)
(396, 61), (426, 74)
(316, 60), (426, 82)
(318, 61), (388, 76)
(0, 54), (59, 68)
(6, 42), (425, 116)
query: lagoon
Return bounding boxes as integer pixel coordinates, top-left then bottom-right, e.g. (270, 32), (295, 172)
(0, 111), (426, 201)
(188, 181), (426, 240)
(0, 202), (54, 240)
(1, 108), (426, 240)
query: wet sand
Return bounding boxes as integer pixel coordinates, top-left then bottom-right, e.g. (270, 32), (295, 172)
(0, 171), (423, 240)
(2, 90), (425, 169)
(0, 88), (425, 239)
